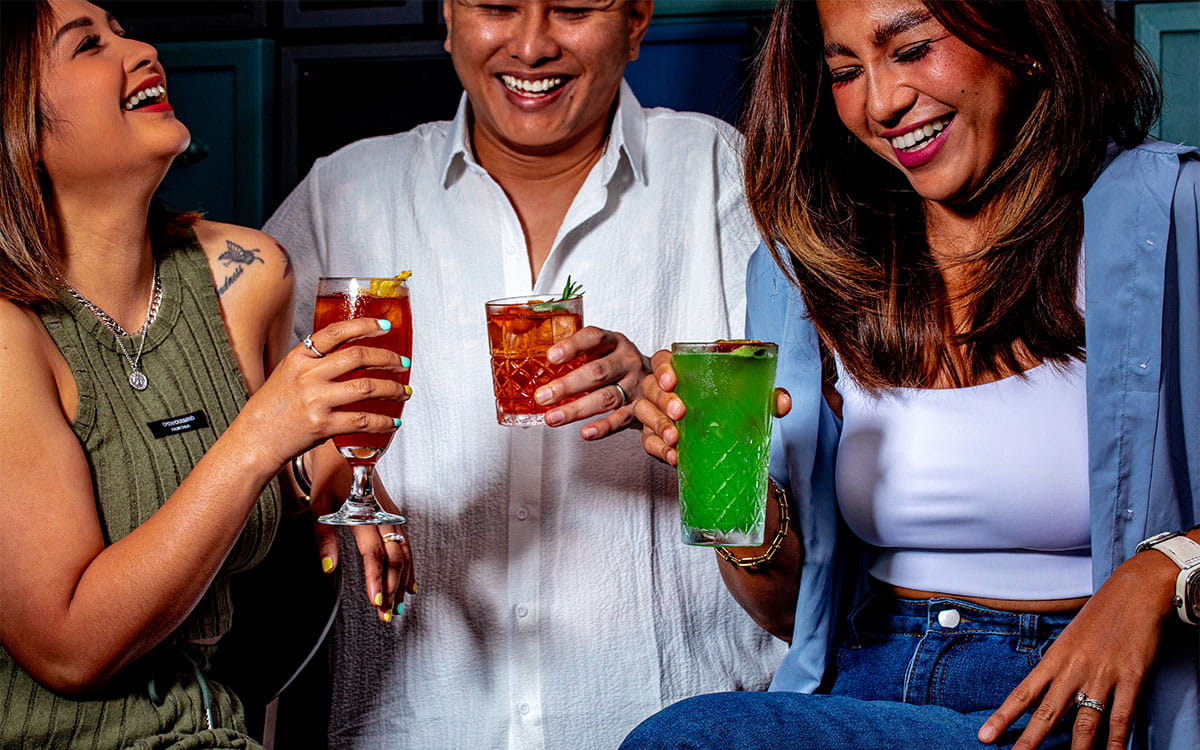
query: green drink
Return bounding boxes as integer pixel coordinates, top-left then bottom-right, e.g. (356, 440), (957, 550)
(672, 341), (778, 546)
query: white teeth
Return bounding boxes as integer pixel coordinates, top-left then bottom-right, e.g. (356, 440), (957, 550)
(888, 116), (949, 152)
(500, 74), (564, 96)
(123, 85), (166, 110)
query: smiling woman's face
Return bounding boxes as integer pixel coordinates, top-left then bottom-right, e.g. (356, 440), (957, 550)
(38, 0), (189, 187)
(817, 0), (1021, 206)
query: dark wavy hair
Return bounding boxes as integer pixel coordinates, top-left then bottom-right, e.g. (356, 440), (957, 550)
(741, 0), (1161, 388)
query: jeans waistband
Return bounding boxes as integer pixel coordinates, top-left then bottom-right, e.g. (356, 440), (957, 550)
(858, 592), (1076, 642)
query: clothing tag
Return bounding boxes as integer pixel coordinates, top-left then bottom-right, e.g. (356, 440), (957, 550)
(147, 410), (210, 438)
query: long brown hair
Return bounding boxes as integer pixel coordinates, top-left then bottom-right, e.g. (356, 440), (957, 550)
(742, 0), (1161, 388)
(0, 0), (60, 303)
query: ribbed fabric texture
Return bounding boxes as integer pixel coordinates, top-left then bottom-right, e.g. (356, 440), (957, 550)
(1, 230), (279, 749)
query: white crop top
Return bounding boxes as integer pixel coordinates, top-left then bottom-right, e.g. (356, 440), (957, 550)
(834, 358), (1093, 600)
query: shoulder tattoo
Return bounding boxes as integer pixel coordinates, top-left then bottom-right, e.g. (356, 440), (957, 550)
(216, 239), (263, 295)
(276, 243), (293, 278)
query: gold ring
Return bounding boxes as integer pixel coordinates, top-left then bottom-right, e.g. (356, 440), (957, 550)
(382, 532), (404, 544)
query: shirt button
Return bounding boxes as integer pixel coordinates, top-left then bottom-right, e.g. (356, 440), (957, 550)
(518, 702), (531, 715)
(937, 608), (961, 628)
(516, 605), (529, 618)
(516, 507), (529, 520)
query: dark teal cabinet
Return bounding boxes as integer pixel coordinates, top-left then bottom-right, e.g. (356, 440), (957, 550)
(155, 40), (275, 227)
(1135, 1), (1200, 147)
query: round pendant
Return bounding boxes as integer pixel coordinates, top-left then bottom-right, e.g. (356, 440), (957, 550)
(129, 370), (149, 391)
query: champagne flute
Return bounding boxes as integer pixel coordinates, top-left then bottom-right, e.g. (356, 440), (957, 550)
(313, 276), (412, 525)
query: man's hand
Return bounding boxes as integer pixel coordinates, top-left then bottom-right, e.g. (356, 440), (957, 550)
(531, 325), (651, 440)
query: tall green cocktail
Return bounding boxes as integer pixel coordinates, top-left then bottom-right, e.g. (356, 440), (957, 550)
(672, 341), (778, 546)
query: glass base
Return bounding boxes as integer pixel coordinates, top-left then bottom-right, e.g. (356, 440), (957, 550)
(497, 411), (546, 427)
(319, 499), (406, 526)
(682, 526), (764, 547)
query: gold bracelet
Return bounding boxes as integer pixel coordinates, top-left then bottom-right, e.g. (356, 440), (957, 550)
(715, 482), (791, 570)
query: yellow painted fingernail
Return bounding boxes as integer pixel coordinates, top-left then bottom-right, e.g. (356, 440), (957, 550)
(383, 610), (393, 623)
(373, 592), (383, 607)
(404, 384), (413, 396)
(321, 557), (334, 574)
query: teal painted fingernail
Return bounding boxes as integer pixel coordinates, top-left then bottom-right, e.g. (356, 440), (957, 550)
(377, 319), (392, 331)
(400, 355), (411, 368)
(394, 602), (404, 615)
(392, 418), (402, 428)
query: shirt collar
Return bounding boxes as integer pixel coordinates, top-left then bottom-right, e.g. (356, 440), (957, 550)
(439, 93), (476, 188)
(438, 79), (648, 188)
(601, 80), (647, 187)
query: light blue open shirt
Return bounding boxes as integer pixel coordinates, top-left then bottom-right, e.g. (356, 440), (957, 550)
(749, 140), (1199, 748)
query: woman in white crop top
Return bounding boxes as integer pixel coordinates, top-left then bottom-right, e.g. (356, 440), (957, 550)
(627, 1), (1200, 749)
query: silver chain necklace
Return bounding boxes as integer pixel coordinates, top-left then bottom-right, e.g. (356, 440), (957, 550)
(64, 262), (163, 391)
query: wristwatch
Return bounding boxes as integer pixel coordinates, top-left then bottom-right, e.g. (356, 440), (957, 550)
(1135, 531), (1200, 625)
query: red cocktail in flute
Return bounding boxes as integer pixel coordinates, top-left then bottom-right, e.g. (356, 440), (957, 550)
(313, 275), (412, 524)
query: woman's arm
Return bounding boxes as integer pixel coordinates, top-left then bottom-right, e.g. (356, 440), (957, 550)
(713, 480), (804, 642)
(978, 529), (1199, 749)
(200, 222), (413, 621)
(0, 233), (407, 694)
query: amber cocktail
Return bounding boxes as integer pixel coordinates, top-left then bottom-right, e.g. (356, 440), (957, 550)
(485, 294), (588, 427)
(314, 276), (412, 524)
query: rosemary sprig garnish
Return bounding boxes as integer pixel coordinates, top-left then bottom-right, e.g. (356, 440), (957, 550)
(531, 275), (584, 312)
(559, 275), (583, 300)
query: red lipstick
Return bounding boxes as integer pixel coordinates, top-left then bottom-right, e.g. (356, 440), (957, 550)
(891, 117), (953, 169)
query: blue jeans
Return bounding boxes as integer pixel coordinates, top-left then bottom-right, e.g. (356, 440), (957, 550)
(621, 594), (1077, 749)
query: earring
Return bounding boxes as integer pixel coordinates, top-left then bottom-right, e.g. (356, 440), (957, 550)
(1025, 59), (1043, 76)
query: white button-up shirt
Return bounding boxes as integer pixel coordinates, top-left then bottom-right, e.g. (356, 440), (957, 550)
(265, 82), (784, 750)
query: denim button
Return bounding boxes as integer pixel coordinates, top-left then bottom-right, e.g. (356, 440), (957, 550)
(937, 608), (961, 628)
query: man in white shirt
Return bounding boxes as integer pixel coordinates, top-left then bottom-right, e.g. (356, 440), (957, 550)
(265, 1), (783, 747)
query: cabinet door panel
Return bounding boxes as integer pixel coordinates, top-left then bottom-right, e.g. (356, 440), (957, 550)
(156, 40), (275, 227)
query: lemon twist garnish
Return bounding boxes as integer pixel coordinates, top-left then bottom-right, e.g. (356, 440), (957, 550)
(369, 272), (412, 298)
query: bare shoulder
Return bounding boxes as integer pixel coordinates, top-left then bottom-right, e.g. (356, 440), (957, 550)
(191, 221), (296, 377)
(0, 298), (68, 415)
(193, 220), (295, 302)
(0, 298), (54, 364)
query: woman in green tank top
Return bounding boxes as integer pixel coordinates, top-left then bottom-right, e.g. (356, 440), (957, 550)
(0, 2), (414, 747)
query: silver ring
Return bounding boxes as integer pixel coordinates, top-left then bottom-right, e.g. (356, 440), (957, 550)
(382, 532), (405, 544)
(1074, 691), (1105, 713)
(302, 335), (325, 358)
(612, 382), (630, 405)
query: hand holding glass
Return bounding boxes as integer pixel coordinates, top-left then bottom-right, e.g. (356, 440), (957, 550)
(672, 341), (778, 546)
(313, 276), (412, 525)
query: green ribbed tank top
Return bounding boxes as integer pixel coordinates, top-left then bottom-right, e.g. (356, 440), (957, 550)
(1, 229), (279, 749)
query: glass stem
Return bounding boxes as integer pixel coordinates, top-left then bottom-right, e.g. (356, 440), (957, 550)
(349, 462), (376, 505)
